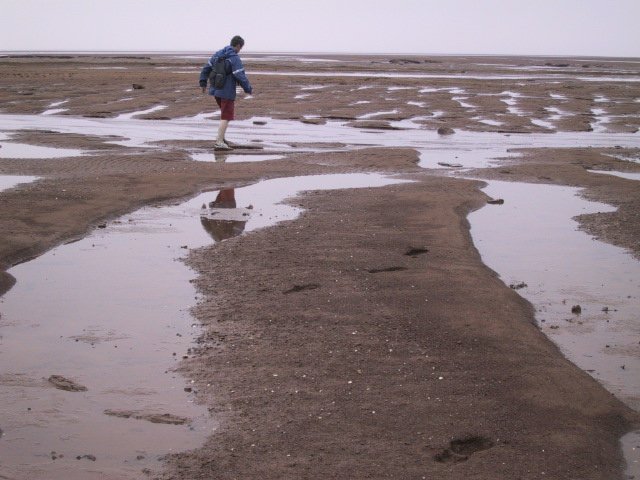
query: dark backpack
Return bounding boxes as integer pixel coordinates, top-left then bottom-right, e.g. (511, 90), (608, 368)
(209, 56), (229, 89)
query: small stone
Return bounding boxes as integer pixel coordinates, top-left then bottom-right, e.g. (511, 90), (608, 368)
(132, 84), (145, 90)
(571, 305), (582, 314)
(48, 375), (87, 392)
(437, 126), (455, 135)
(104, 409), (189, 425)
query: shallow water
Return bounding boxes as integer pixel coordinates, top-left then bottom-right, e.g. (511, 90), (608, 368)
(588, 170), (640, 181)
(0, 203), (214, 479)
(115, 105), (167, 120)
(468, 180), (640, 476)
(1, 113), (638, 169)
(530, 118), (555, 129)
(246, 71), (640, 83)
(0, 175), (38, 192)
(41, 108), (68, 115)
(0, 141), (85, 159)
(470, 180), (640, 408)
(0, 172), (409, 480)
(622, 430), (640, 477)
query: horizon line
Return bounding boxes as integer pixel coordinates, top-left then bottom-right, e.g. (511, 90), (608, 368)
(1, 49), (639, 60)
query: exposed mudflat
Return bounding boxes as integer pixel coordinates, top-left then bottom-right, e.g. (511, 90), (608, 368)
(0, 53), (639, 479)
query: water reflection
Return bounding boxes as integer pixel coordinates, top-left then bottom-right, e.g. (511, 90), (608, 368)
(200, 188), (248, 241)
(190, 151), (284, 163)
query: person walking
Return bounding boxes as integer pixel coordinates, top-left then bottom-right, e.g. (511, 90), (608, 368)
(199, 35), (253, 150)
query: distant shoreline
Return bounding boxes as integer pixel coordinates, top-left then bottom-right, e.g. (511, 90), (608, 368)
(1, 50), (639, 60)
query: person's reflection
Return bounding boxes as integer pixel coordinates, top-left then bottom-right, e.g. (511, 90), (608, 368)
(200, 188), (247, 241)
(214, 151), (229, 163)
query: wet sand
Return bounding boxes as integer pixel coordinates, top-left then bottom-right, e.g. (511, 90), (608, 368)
(0, 53), (639, 479)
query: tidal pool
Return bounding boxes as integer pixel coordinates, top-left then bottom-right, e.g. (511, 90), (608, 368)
(0, 141), (84, 159)
(587, 169), (640, 182)
(0, 175), (38, 192)
(468, 179), (640, 476)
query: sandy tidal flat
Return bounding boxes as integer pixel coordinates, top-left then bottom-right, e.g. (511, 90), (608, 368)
(0, 53), (639, 479)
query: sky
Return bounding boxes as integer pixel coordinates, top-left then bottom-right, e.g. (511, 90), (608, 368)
(1, 0), (639, 57)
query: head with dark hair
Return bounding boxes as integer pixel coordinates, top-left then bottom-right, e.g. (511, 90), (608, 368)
(230, 36), (245, 48)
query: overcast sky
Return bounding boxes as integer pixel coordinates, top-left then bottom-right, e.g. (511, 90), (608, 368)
(2, 0), (639, 57)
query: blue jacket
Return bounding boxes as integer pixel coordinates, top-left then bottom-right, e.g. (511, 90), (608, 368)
(199, 45), (252, 100)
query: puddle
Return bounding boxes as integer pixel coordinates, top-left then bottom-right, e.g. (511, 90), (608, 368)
(115, 105), (167, 120)
(42, 108), (68, 115)
(452, 96), (476, 109)
(299, 85), (327, 91)
(81, 66), (129, 70)
(469, 180), (640, 410)
(587, 170), (640, 181)
(0, 141), (84, 159)
(0, 172), (409, 479)
(500, 92), (524, 115)
(0, 203), (214, 479)
(622, 430), (640, 478)
(605, 153), (640, 165)
(473, 117), (504, 127)
(468, 180), (640, 477)
(48, 100), (69, 108)
(591, 108), (612, 133)
(420, 147), (521, 170)
(0, 175), (38, 192)
(530, 118), (555, 129)
(357, 109), (399, 120)
(43, 100), (69, 115)
(544, 106), (571, 123)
